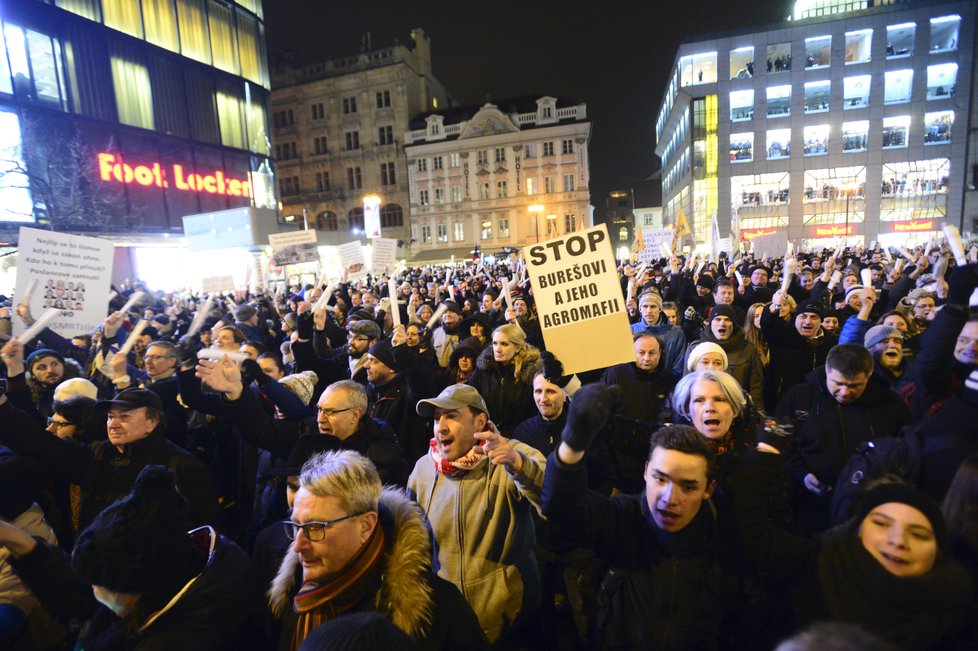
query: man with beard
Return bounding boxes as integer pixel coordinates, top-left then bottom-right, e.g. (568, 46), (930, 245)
(431, 301), (464, 369)
(684, 304), (764, 406)
(293, 316), (380, 390)
(4, 347), (83, 419)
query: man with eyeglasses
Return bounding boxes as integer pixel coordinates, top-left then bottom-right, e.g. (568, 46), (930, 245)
(292, 314), (380, 394)
(267, 449), (487, 649)
(107, 341), (188, 447)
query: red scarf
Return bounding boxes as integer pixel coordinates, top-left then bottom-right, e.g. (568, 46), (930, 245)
(291, 523), (386, 650)
(429, 437), (488, 476)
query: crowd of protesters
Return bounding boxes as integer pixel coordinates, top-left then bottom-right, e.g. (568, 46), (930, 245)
(0, 239), (977, 651)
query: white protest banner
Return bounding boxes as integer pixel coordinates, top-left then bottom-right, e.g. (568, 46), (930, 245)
(337, 241), (367, 282)
(716, 237), (732, 258)
(201, 276), (234, 293)
(268, 230), (319, 265)
(13, 227), (113, 338)
(363, 195), (382, 239)
(750, 231), (789, 260)
(371, 238), (398, 275)
(524, 224), (634, 375)
(637, 229), (675, 264)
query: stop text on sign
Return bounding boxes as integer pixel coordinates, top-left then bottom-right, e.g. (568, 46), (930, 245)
(97, 153), (252, 198)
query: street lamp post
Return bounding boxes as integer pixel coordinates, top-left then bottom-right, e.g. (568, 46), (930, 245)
(528, 204), (544, 242)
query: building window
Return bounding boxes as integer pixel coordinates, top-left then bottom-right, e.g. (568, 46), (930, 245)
(765, 43), (791, 72)
(499, 217), (509, 238)
(879, 160), (949, 222)
(843, 76), (871, 109)
(315, 171), (329, 192)
(767, 129), (791, 159)
(562, 174), (575, 192)
(495, 147), (506, 163)
(317, 211), (338, 231)
(804, 125), (829, 156)
(525, 143), (536, 157)
(767, 86), (791, 117)
(378, 125), (393, 145)
(433, 156), (443, 170)
(887, 23), (914, 58)
(845, 29), (872, 64)
(802, 167), (866, 208)
(804, 80), (830, 113)
(543, 141), (555, 156)
(730, 133), (753, 162)
(454, 222), (464, 241)
(449, 153), (460, 168)
(273, 109), (294, 127)
(805, 36), (831, 68)
(544, 176), (555, 193)
(477, 150), (488, 165)
(526, 178), (536, 195)
(561, 139), (574, 155)
(679, 51), (718, 84)
(417, 158), (428, 172)
(732, 172), (790, 207)
(380, 162), (396, 186)
(729, 46), (753, 79)
(347, 167), (362, 190)
(437, 223), (448, 242)
(497, 181), (508, 198)
(884, 70), (912, 104)
(142, 1), (179, 52)
(564, 214), (576, 232)
(730, 90), (753, 121)
(926, 63), (957, 100)
(280, 176), (300, 196)
(276, 142), (297, 160)
(481, 219), (493, 240)
(380, 204), (403, 227)
(480, 182), (491, 200)
(882, 116), (910, 149)
(930, 15), (960, 53)
(175, 0), (211, 65)
(923, 111), (953, 144)
(110, 54), (154, 128)
(342, 96), (357, 113)
(547, 217), (559, 236)
(422, 225), (432, 243)
(311, 102), (325, 120)
(349, 208), (364, 231)
(435, 188), (445, 203)
(313, 136), (327, 155)
(375, 89), (391, 108)
(345, 131), (360, 150)
(451, 186), (461, 202)
(842, 121), (869, 152)
(419, 189), (429, 205)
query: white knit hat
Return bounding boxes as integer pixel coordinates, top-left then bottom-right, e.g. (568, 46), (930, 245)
(686, 342), (729, 372)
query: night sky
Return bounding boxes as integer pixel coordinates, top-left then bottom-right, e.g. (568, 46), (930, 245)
(264, 1), (788, 218)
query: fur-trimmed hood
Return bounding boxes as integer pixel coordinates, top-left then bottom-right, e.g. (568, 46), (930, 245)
(474, 344), (542, 384)
(268, 487), (436, 639)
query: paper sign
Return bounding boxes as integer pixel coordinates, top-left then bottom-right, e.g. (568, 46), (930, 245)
(13, 227), (114, 337)
(371, 237), (398, 275)
(337, 241), (367, 282)
(201, 276), (234, 293)
(637, 229), (675, 264)
(749, 231), (789, 260)
(269, 230), (320, 265)
(524, 224), (634, 375)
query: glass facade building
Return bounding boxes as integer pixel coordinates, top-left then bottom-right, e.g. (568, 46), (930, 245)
(655, 0), (975, 248)
(0, 0), (272, 235)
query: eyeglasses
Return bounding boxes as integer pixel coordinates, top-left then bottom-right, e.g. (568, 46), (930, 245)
(282, 513), (364, 542)
(347, 333), (370, 342)
(317, 407), (352, 418)
(143, 355), (175, 362)
(46, 418), (74, 430)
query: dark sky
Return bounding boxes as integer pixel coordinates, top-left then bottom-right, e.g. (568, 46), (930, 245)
(264, 1), (788, 217)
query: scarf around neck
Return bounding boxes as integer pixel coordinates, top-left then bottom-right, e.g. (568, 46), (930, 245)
(429, 437), (488, 476)
(291, 523), (386, 650)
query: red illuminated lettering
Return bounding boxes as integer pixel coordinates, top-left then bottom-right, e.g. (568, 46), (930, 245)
(101, 152), (249, 198)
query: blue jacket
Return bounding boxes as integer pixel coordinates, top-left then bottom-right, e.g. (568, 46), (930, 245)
(630, 317), (687, 379)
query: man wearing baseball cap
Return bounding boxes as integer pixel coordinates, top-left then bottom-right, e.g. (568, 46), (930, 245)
(408, 384), (547, 644)
(0, 387), (216, 534)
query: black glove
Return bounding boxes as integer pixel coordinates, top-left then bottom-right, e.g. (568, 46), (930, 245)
(946, 263), (978, 306)
(176, 333), (201, 367)
(240, 358), (271, 387)
(561, 384), (618, 452)
(754, 412), (794, 455)
(296, 311), (314, 341)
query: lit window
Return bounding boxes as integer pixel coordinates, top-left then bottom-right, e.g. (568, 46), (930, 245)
(730, 133), (753, 162)
(4, 25), (68, 110)
(208, 0), (238, 75)
(843, 76), (871, 109)
(730, 89), (753, 121)
(729, 46), (754, 79)
(805, 36), (830, 68)
(449, 153), (460, 167)
(926, 63), (957, 100)
(923, 111), (953, 144)
(930, 15), (960, 53)
(884, 70), (913, 104)
(454, 222), (464, 241)
(804, 80), (830, 113)
(481, 219), (492, 240)
(499, 217), (509, 238)
(561, 139), (574, 155)
(845, 29), (872, 64)
(111, 55), (154, 129)
(419, 189), (429, 205)
(176, 0), (211, 65)
(0, 109), (34, 222)
(882, 116), (910, 149)
(767, 85), (790, 117)
(842, 121), (869, 152)
(679, 51), (717, 85)
(103, 0), (144, 38)
(804, 125), (829, 156)
(497, 181), (508, 198)
(765, 43), (791, 72)
(563, 174), (574, 192)
(542, 142), (554, 157)
(886, 23), (915, 58)
(766, 129), (791, 160)
(437, 223), (448, 243)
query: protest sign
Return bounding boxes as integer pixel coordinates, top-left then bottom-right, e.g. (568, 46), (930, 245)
(750, 230), (788, 259)
(371, 238), (398, 275)
(14, 227), (113, 338)
(524, 224), (634, 375)
(636, 229), (675, 264)
(201, 276), (235, 293)
(269, 230), (319, 265)
(337, 241), (367, 282)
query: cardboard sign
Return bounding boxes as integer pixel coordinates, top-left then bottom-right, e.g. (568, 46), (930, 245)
(749, 230), (788, 259)
(636, 229), (675, 264)
(371, 238), (398, 275)
(201, 276), (235, 293)
(337, 241), (367, 281)
(269, 230), (319, 265)
(13, 227), (114, 337)
(524, 224), (634, 375)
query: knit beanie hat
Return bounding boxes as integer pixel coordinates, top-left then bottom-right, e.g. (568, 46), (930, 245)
(54, 377), (98, 402)
(298, 611), (417, 651)
(347, 319), (381, 341)
(864, 325), (902, 350)
(26, 348), (65, 374)
(0, 449), (46, 520)
(845, 284), (866, 303)
(796, 301), (825, 319)
(367, 340), (398, 372)
(235, 304), (258, 322)
(711, 304), (738, 323)
(283, 313), (298, 331)
(279, 370), (319, 406)
(854, 482), (946, 548)
(696, 275), (715, 290)
(71, 465), (195, 595)
(639, 292), (663, 309)
(686, 342), (729, 371)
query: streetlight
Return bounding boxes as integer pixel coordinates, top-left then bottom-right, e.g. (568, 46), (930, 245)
(528, 204), (544, 241)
